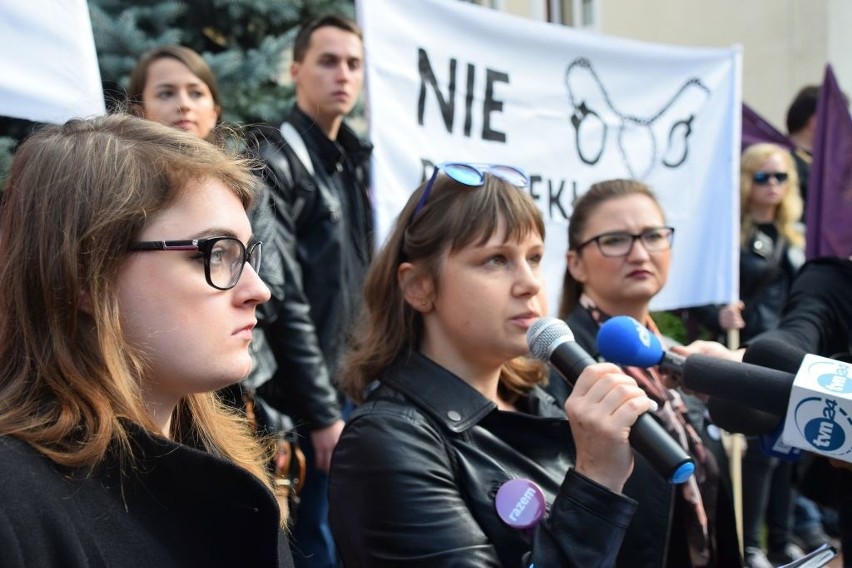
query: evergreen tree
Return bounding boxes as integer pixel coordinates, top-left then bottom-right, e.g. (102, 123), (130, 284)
(1, 0), (355, 185)
(89, 0), (355, 124)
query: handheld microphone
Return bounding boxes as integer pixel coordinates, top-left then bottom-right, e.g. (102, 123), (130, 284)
(597, 315), (685, 375)
(707, 346), (852, 463)
(527, 317), (695, 484)
(600, 322), (852, 463)
(596, 315), (788, 431)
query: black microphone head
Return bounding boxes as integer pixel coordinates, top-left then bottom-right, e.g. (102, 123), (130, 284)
(682, 354), (794, 416)
(527, 317), (573, 361)
(706, 397), (782, 435)
(744, 335), (807, 374)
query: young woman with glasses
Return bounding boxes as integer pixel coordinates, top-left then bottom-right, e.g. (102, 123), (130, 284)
(328, 163), (658, 567)
(0, 114), (295, 567)
(553, 179), (742, 567)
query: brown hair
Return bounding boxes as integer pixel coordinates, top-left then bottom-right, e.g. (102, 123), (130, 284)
(127, 45), (221, 140)
(340, 171), (547, 404)
(739, 143), (803, 247)
(0, 114), (272, 489)
(293, 14), (363, 63)
(558, 179), (662, 318)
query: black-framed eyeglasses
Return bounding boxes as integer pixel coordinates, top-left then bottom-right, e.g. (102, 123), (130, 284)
(575, 226), (675, 258)
(752, 171), (789, 185)
(411, 162), (530, 222)
(128, 236), (262, 290)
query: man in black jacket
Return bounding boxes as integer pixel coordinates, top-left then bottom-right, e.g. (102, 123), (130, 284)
(246, 14), (372, 568)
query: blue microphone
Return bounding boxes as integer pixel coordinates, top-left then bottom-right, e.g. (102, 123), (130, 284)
(528, 317), (695, 484)
(597, 315), (685, 375)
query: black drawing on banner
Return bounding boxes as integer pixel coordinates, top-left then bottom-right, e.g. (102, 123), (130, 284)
(565, 57), (711, 180)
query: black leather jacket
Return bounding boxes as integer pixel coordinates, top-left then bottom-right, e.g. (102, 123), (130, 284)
(245, 107), (373, 429)
(691, 224), (804, 343)
(329, 352), (638, 567)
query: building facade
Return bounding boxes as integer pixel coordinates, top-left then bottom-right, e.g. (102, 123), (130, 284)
(471, 0), (851, 131)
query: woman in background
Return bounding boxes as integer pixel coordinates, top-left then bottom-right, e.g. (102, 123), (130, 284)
(128, 44), (221, 141)
(553, 178), (741, 568)
(692, 143), (805, 568)
(0, 114), (292, 566)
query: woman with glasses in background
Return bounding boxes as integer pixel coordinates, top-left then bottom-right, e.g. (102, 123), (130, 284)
(0, 115), (294, 566)
(690, 143), (806, 568)
(551, 179), (741, 568)
(328, 164), (659, 567)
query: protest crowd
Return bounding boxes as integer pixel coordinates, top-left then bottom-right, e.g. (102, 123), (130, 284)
(0, 2), (850, 567)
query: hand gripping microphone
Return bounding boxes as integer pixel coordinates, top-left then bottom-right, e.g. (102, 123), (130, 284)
(527, 317), (695, 484)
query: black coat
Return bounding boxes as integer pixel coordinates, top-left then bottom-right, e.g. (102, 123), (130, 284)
(690, 225), (804, 343)
(246, 107), (373, 429)
(0, 429), (293, 567)
(546, 307), (742, 568)
(329, 352), (638, 567)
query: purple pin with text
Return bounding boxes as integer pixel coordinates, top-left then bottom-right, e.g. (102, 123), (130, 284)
(495, 479), (546, 530)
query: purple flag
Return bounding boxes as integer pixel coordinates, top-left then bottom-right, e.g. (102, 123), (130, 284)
(806, 65), (852, 259)
(741, 103), (792, 152)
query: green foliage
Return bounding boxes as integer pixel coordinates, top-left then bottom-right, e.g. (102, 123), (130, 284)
(651, 310), (688, 345)
(0, 136), (17, 190)
(0, 0), (355, 183)
(88, 0), (355, 125)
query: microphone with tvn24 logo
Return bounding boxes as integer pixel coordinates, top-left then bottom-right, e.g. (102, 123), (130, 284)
(597, 316), (852, 464)
(526, 317), (695, 484)
(597, 316), (801, 460)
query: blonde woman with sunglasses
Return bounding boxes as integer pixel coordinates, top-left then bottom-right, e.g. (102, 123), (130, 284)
(691, 143), (806, 568)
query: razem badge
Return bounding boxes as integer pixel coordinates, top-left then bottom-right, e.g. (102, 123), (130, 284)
(781, 354), (852, 463)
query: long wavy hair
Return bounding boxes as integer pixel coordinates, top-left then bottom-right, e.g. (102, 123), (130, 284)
(558, 179), (662, 318)
(0, 114), (272, 488)
(341, 171), (547, 404)
(739, 143), (803, 248)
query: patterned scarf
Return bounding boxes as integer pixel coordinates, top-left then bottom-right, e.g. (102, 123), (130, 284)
(580, 295), (720, 567)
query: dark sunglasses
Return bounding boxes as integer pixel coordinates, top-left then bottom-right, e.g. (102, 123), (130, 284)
(752, 171), (789, 185)
(128, 236), (262, 291)
(411, 162), (530, 222)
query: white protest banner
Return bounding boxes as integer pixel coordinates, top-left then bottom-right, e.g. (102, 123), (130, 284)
(0, 0), (105, 124)
(357, 0), (741, 312)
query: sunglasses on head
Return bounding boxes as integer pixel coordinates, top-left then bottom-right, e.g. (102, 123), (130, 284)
(752, 171), (789, 185)
(410, 162), (530, 222)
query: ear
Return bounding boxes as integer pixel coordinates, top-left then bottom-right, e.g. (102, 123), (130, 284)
(290, 61), (300, 82)
(398, 262), (434, 313)
(566, 250), (588, 284)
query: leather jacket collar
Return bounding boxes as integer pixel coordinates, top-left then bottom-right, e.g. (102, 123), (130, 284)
(289, 106), (373, 177)
(380, 352), (560, 434)
(381, 352), (497, 434)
